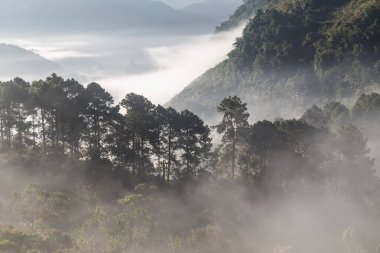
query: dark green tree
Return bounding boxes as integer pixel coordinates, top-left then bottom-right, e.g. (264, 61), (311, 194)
(336, 124), (374, 174)
(0, 78), (31, 151)
(81, 82), (119, 160)
(151, 106), (181, 182)
(301, 104), (326, 128)
(177, 110), (211, 180)
(59, 78), (85, 157)
(120, 93), (155, 177)
(30, 79), (50, 156)
(214, 96), (249, 178)
(352, 93), (380, 118)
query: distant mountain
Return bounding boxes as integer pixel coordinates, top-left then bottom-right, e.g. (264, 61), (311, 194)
(182, 0), (241, 24)
(168, 0), (380, 122)
(0, 44), (78, 81)
(0, 0), (214, 33)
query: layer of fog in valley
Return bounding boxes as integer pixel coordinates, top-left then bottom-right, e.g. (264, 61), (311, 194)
(0, 77), (379, 252)
(96, 24), (245, 103)
(0, 0), (244, 105)
(0, 24), (244, 104)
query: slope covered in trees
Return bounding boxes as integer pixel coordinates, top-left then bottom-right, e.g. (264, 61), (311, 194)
(216, 0), (262, 32)
(169, 0), (380, 121)
(1, 74), (380, 252)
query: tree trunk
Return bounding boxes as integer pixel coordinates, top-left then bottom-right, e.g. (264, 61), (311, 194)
(140, 136), (145, 175)
(17, 104), (22, 144)
(1, 118), (4, 144)
(167, 129), (172, 182)
(232, 138), (236, 178)
(6, 109), (11, 149)
(41, 109), (46, 156)
(61, 123), (65, 154)
(132, 130), (136, 174)
(162, 162), (166, 183)
(32, 116), (36, 146)
(52, 115), (56, 150)
(186, 140), (190, 175)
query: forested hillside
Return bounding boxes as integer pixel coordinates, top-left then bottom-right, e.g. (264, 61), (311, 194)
(169, 0), (380, 122)
(216, 0), (260, 31)
(0, 74), (380, 252)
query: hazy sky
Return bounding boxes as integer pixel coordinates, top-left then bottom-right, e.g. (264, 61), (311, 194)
(161, 0), (242, 8)
(0, 0), (244, 104)
(161, 0), (208, 8)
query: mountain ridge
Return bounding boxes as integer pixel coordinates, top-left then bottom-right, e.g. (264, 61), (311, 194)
(168, 0), (380, 122)
(0, 44), (81, 81)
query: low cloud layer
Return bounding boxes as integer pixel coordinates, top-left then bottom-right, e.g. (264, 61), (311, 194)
(96, 24), (245, 104)
(0, 22), (244, 105)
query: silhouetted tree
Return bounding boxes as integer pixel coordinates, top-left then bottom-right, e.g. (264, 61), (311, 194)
(151, 106), (181, 182)
(81, 82), (119, 160)
(121, 93), (155, 177)
(177, 110), (211, 180)
(214, 96), (249, 178)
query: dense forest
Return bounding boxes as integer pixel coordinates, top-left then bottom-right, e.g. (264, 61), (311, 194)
(216, 0), (261, 32)
(0, 74), (212, 185)
(0, 74), (380, 252)
(169, 0), (380, 121)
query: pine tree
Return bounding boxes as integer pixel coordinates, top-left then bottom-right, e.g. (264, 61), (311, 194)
(214, 96), (250, 178)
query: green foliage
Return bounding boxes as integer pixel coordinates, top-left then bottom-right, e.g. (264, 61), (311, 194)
(1, 93), (380, 253)
(81, 82), (119, 160)
(216, 0), (262, 32)
(302, 93), (379, 128)
(176, 110), (212, 180)
(169, 0), (380, 120)
(336, 124), (375, 177)
(0, 225), (73, 253)
(214, 96), (250, 178)
(0, 74), (213, 185)
(352, 93), (380, 117)
(301, 102), (350, 129)
(12, 184), (98, 233)
(12, 184), (70, 231)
